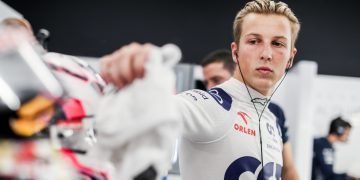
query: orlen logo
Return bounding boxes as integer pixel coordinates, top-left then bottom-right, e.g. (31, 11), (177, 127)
(233, 112), (256, 136)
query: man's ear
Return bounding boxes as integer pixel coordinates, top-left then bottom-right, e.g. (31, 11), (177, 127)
(231, 42), (238, 63)
(285, 58), (293, 72)
(287, 48), (297, 69)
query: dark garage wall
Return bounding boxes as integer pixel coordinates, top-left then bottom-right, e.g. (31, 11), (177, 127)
(3, 0), (360, 77)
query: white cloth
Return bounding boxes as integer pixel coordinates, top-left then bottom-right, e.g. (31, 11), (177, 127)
(176, 77), (283, 180)
(93, 45), (181, 180)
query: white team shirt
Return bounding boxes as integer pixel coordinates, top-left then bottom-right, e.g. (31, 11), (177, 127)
(176, 78), (283, 180)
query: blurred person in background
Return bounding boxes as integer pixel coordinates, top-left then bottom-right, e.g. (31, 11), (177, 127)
(312, 117), (352, 180)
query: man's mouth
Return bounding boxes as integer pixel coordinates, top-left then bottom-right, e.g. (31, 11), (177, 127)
(256, 67), (273, 74)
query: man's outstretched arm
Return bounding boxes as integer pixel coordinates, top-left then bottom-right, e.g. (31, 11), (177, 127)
(100, 42), (153, 88)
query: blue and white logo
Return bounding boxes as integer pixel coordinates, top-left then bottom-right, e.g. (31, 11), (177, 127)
(224, 156), (282, 180)
(208, 88), (232, 111)
(266, 122), (275, 136)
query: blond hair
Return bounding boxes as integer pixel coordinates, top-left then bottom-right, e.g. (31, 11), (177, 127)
(233, 0), (300, 49)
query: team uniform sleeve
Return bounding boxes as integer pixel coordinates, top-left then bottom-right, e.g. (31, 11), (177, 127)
(174, 90), (233, 143)
(269, 103), (289, 144)
(276, 108), (289, 144)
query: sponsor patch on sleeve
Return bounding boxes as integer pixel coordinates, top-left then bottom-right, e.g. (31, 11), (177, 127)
(207, 88), (232, 111)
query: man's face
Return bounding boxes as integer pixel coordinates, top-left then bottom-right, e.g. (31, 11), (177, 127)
(231, 13), (297, 95)
(203, 61), (232, 90)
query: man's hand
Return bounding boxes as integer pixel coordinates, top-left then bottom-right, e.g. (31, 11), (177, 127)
(100, 42), (154, 89)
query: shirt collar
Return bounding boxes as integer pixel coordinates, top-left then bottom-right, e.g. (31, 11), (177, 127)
(218, 77), (270, 110)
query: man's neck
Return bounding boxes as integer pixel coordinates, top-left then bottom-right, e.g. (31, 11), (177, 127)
(232, 73), (270, 96)
(326, 135), (338, 144)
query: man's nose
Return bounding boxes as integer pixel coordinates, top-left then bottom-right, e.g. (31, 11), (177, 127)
(260, 45), (272, 61)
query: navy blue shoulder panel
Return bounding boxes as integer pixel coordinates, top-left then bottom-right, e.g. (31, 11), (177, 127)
(207, 87), (232, 111)
(268, 102), (289, 143)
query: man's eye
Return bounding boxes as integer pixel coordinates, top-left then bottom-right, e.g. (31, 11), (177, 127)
(213, 77), (223, 84)
(272, 41), (285, 47)
(248, 39), (258, 45)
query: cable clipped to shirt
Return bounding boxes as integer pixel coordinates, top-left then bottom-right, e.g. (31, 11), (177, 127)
(234, 54), (289, 173)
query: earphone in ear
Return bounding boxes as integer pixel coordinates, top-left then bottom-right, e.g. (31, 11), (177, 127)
(234, 50), (239, 59)
(336, 126), (345, 136)
(285, 58), (293, 72)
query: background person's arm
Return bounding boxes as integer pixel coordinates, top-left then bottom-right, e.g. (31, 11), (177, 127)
(282, 142), (298, 180)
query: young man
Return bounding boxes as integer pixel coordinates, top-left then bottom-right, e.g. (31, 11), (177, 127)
(312, 117), (352, 180)
(100, 0), (300, 179)
(201, 49), (235, 90)
(201, 49), (298, 179)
